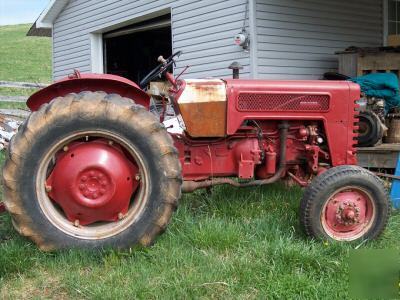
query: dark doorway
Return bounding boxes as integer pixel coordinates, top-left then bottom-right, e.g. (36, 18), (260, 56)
(103, 14), (172, 84)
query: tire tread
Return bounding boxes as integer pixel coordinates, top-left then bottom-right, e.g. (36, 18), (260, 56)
(3, 91), (182, 251)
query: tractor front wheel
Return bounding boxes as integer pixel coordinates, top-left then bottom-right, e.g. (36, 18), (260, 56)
(300, 165), (390, 242)
(2, 91), (182, 251)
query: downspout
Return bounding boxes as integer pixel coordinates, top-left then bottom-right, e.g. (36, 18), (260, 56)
(248, 0), (258, 79)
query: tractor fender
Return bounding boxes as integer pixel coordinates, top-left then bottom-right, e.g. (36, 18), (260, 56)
(27, 73), (150, 111)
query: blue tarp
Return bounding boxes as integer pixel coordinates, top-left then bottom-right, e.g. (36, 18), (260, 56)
(350, 73), (400, 113)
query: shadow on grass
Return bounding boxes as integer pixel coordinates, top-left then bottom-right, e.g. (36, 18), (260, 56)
(0, 183), (304, 279)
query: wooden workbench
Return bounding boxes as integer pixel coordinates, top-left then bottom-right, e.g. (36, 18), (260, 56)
(357, 143), (400, 169)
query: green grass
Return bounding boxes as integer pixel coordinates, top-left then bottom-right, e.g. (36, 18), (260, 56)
(0, 102), (28, 110)
(0, 24), (51, 83)
(0, 149), (398, 298)
(0, 87), (38, 97)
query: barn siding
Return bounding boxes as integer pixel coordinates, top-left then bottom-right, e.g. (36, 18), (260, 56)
(52, 0), (384, 81)
(255, 0), (383, 79)
(52, 0), (251, 80)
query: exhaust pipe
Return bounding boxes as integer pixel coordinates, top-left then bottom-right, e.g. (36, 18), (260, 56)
(228, 62), (243, 79)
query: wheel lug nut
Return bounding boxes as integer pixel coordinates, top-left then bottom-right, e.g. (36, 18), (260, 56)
(108, 140), (114, 146)
(74, 220), (80, 227)
(81, 176), (88, 182)
(135, 174), (141, 181)
(118, 213), (125, 220)
(79, 184), (85, 190)
(45, 185), (52, 193)
(92, 193), (99, 199)
(63, 146), (69, 152)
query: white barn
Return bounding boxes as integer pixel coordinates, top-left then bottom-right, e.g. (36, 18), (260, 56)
(30, 0), (387, 82)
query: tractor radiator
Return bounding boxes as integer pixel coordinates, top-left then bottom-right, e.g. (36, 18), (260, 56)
(237, 93), (330, 112)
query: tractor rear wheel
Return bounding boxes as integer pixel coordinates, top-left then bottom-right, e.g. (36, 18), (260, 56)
(2, 91), (182, 251)
(300, 166), (390, 242)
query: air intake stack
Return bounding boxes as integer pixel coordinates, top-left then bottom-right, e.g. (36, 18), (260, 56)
(229, 62), (243, 79)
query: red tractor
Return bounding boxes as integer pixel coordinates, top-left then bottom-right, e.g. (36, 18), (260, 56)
(1, 52), (390, 251)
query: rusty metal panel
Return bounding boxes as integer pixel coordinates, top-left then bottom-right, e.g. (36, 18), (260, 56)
(178, 79), (226, 137)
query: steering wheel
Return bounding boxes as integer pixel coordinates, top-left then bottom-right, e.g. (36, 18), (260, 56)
(139, 51), (182, 89)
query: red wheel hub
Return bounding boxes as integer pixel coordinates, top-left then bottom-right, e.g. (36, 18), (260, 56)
(46, 140), (139, 226)
(323, 188), (374, 240)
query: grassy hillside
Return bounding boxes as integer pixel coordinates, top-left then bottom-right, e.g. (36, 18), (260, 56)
(0, 24), (51, 83)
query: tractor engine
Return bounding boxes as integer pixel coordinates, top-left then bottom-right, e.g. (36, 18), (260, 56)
(173, 121), (329, 187)
(168, 78), (360, 191)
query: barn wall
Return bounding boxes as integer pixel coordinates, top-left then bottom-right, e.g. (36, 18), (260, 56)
(52, 0), (251, 80)
(255, 0), (383, 79)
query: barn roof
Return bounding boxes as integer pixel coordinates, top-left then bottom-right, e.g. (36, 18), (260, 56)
(27, 0), (69, 37)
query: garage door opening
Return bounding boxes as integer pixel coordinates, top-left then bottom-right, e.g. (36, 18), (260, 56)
(103, 14), (172, 84)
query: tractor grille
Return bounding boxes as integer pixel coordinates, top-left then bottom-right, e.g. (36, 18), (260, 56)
(237, 93), (330, 112)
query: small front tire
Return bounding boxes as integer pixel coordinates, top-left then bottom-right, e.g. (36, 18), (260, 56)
(300, 165), (390, 242)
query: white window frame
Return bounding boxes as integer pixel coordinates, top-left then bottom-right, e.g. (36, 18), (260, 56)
(90, 33), (104, 74)
(383, 0), (400, 45)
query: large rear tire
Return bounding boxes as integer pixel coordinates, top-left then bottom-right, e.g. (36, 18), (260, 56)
(2, 91), (182, 251)
(300, 166), (390, 242)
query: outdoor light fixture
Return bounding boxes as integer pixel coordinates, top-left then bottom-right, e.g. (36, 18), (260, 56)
(234, 29), (250, 51)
